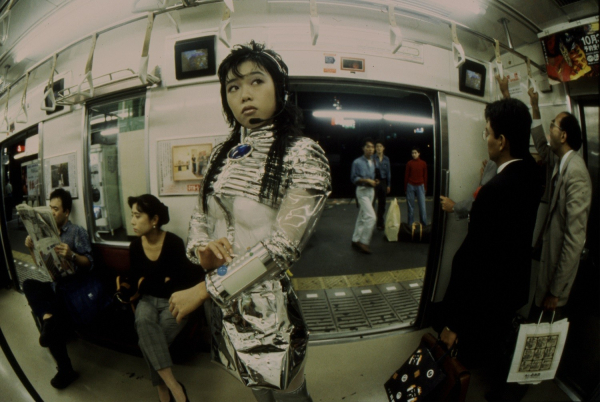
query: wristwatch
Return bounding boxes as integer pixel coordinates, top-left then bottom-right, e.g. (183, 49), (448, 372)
(71, 253), (77, 263)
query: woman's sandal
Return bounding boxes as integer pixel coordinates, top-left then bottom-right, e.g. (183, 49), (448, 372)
(178, 381), (189, 402)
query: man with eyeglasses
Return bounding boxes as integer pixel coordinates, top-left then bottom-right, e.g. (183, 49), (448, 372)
(528, 87), (592, 322)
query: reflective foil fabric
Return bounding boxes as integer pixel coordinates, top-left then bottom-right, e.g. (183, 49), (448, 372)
(187, 126), (331, 390)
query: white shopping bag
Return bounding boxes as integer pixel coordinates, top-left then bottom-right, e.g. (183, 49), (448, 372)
(385, 198), (401, 242)
(507, 312), (569, 384)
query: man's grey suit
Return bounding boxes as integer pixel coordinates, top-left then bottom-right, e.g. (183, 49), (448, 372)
(531, 123), (592, 308)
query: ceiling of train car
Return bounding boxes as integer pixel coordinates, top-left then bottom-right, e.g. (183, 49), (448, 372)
(0, 0), (598, 89)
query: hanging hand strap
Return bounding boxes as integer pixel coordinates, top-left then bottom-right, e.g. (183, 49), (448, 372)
(218, 3), (231, 48)
(76, 33), (97, 99)
(16, 72), (28, 123)
(0, 86), (10, 134)
(41, 54), (58, 111)
(139, 12), (155, 84)
(389, 2), (402, 54)
(494, 39), (503, 78)
(310, 0), (319, 46)
(451, 22), (465, 68)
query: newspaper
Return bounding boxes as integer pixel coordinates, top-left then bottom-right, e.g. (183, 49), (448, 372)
(16, 204), (74, 281)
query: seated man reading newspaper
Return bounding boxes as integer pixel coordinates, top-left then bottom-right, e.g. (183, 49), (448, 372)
(21, 188), (93, 389)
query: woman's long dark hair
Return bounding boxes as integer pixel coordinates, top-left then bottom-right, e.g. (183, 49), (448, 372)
(201, 41), (303, 210)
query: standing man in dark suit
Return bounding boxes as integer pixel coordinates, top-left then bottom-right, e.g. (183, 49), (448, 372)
(435, 98), (542, 399)
(528, 88), (592, 320)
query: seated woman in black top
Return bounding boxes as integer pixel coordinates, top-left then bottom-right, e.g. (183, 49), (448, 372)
(120, 194), (202, 402)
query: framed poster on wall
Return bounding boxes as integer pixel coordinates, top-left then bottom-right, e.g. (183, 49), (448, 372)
(157, 135), (228, 196)
(44, 152), (78, 199)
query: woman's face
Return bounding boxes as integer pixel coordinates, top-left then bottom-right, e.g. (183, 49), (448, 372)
(225, 60), (277, 129)
(130, 204), (156, 237)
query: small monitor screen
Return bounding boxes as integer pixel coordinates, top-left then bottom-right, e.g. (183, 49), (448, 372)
(459, 59), (486, 97)
(465, 70), (482, 90)
(174, 35), (216, 80)
(181, 48), (209, 73)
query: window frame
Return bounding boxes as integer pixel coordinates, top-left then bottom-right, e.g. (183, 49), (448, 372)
(82, 89), (150, 246)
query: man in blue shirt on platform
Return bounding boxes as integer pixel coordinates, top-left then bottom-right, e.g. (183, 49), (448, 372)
(351, 137), (378, 254)
(373, 140), (391, 230)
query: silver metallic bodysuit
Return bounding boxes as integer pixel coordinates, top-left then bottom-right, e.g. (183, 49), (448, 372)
(187, 126), (331, 389)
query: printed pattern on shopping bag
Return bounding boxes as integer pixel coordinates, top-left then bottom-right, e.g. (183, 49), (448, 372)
(507, 318), (569, 383)
(518, 334), (559, 372)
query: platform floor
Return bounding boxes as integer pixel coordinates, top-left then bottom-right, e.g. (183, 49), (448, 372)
(0, 288), (572, 402)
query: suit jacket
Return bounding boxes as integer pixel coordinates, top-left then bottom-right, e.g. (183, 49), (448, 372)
(440, 158), (542, 336)
(531, 124), (592, 307)
(453, 160), (498, 220)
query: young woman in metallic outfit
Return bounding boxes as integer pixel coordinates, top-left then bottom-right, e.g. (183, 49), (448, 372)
(169, 41), (331, 402)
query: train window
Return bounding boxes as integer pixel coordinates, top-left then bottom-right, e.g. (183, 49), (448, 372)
(291, 83), (435, 338)
(86, 95), (147, 243)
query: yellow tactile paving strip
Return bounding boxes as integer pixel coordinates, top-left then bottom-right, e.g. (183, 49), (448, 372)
(291, 267), (425, 290)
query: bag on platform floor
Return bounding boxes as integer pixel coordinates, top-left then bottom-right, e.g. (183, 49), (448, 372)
(385, 198), (401, 242)
(507, 312), (569, 384)
(399, 222), (431, 243)
(384, 333), (470, 402)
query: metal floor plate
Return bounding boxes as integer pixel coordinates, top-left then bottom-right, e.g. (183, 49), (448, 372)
(297, 279), (423, 339)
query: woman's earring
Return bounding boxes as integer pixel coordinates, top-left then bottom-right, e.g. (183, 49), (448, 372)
(153, 225), (156, 229)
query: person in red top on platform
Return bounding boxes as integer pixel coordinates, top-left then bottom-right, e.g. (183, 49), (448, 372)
(404, 146), (428, 226)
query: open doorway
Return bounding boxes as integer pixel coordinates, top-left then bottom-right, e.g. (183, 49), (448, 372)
(0, 125), (47, 290)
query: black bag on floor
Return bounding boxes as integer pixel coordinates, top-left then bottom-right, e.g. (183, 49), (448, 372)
(399, 222), (431, 243)
(384, 333), (470, 402)
(57, 273), (112, 326)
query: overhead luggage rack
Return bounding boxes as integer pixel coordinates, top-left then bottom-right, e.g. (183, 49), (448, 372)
(55, 68), (160, 106)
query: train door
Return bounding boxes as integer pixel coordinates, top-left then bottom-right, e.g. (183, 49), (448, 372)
(556, 97), (600, 400)
(0, 125), (46, 290)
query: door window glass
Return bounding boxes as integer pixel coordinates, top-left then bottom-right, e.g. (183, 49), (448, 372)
(87, 95), (147, 242)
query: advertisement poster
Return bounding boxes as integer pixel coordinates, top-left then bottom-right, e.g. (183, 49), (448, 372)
(157, 135), (227, 196)
(44, 152), (78, 199)
(540, 18), (599, 83)
(21, 160), (40, 198)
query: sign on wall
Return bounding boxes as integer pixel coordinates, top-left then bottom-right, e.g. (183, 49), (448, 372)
(157, 135), (228, 196)
(21, 160), (40, 198)
(44, 152), (78, 200)
(539, 17), (599, 83)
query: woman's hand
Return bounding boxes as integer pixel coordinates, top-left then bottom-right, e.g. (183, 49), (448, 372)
(169, 282), (210, 324)
(196, 237), (233, 270)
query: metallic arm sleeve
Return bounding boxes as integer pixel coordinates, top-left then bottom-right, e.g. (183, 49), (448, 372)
(205, 138), (331, 305)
